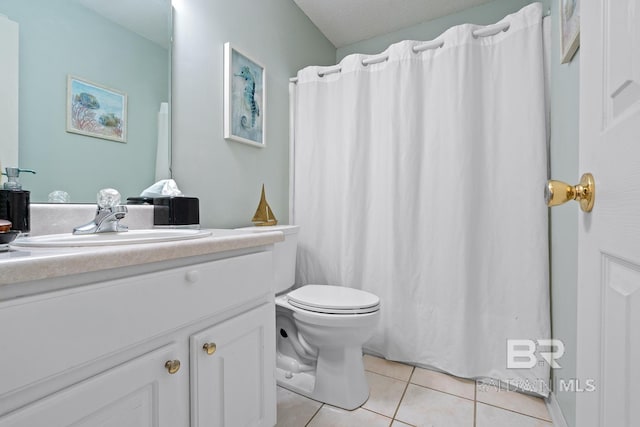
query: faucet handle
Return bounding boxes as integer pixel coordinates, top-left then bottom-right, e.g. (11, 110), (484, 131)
(97, 188), (122, 209)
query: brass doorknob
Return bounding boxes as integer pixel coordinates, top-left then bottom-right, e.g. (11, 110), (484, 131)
(545, 173), (595, 212)
(203, 342), (217, 355)
(165, 359), (181, 374)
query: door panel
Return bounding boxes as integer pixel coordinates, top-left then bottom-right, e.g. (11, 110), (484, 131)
(190, 304), (276, 427)
(605, 0), (640, 120)
(601, 255), (640, 425)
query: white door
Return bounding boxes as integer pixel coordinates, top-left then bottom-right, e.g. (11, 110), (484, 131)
(577, 0), (640, 426)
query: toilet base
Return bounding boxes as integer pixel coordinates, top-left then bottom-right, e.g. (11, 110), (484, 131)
(276, 345), (369, 410)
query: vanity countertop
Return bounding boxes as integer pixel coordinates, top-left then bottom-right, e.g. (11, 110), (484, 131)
(0, 229), (283, 291)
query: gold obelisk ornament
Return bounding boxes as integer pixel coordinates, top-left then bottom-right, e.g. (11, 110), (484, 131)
(252, 184), (278, 226)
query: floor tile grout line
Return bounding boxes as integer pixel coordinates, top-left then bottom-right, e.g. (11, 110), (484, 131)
(365, 366), (477, 403)
(362, 369), (414, 419)
(390, 366), (414, 424)
(364, 367), (413, 383)
(361, 403), (399, 421)
(365, 359), (476, 390)
(359, 407), (394, 425)
(476, 401), (553, 423)
(408, 381), (476, 403)
(304, 403), (324, 427)
(473, 380), (477, 427)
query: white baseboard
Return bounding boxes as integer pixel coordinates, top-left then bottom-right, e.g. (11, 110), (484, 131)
(545, 392), (569, 427)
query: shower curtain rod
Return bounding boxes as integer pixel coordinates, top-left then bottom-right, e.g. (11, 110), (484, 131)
(289, 10), (551, 84)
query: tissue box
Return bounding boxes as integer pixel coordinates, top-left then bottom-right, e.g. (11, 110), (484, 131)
(153, 197), (199, 227)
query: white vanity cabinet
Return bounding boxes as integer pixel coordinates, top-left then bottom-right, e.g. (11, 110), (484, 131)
(0, 249), (276, 427)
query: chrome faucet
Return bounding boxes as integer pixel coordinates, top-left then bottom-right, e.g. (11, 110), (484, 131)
(73, 189), (129, 234)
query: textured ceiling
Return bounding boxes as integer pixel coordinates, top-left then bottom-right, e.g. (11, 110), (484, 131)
(293, 0), (495, 47)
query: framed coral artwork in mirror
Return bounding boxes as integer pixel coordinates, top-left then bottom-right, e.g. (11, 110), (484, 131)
(224, 43), (265, 148)
(560, 0), (580, 64)
(66, 75), (128, 143)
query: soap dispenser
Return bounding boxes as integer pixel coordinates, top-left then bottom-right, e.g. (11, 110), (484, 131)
(0, 167), (36, 233)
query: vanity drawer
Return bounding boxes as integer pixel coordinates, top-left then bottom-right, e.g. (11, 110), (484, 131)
(0, 250), (272, 398)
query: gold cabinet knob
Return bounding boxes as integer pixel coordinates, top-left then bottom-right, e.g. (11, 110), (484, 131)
(203, 342), (217, 355)
(165, 359), (181, 374)
(545, 173), (595, 212)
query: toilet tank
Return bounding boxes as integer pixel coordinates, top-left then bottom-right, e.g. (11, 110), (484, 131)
(236, 225), (299, 293)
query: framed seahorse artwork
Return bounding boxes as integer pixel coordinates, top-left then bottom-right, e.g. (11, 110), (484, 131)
(224, 43), (265, 147)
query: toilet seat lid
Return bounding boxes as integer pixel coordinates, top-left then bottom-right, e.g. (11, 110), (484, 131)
(286, 285), (380, 314)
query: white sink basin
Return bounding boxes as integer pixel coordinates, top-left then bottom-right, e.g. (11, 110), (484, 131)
(12, 229), (213, 248)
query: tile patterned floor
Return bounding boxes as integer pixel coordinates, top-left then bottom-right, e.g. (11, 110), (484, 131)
(276, 355), (553, 427)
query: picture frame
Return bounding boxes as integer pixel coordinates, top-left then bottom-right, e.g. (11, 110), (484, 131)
(224, 42), (265, 148)
(560, 0), (580, 64)
(66, 75), (127, 143)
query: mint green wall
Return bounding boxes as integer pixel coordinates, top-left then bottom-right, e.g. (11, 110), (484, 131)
(171, 0), (335, 228)
(0, 0), (168, 202)
(549, 0), (579, 425)
(337, 0), (546, 61)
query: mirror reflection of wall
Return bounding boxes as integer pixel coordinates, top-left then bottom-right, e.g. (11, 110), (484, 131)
(0, 0), (170, 203)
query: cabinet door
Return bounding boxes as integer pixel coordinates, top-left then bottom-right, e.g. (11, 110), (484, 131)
(191, 303), (276, 427)
(0, 344), (188, 427)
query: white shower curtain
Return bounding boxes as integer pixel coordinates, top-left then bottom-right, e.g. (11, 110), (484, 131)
(292, 3), (549, 395)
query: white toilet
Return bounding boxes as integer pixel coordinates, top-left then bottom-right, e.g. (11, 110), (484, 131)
(239, 225), (380, 410)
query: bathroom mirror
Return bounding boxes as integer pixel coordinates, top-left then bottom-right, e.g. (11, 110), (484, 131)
(0, 0), (171, 203)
